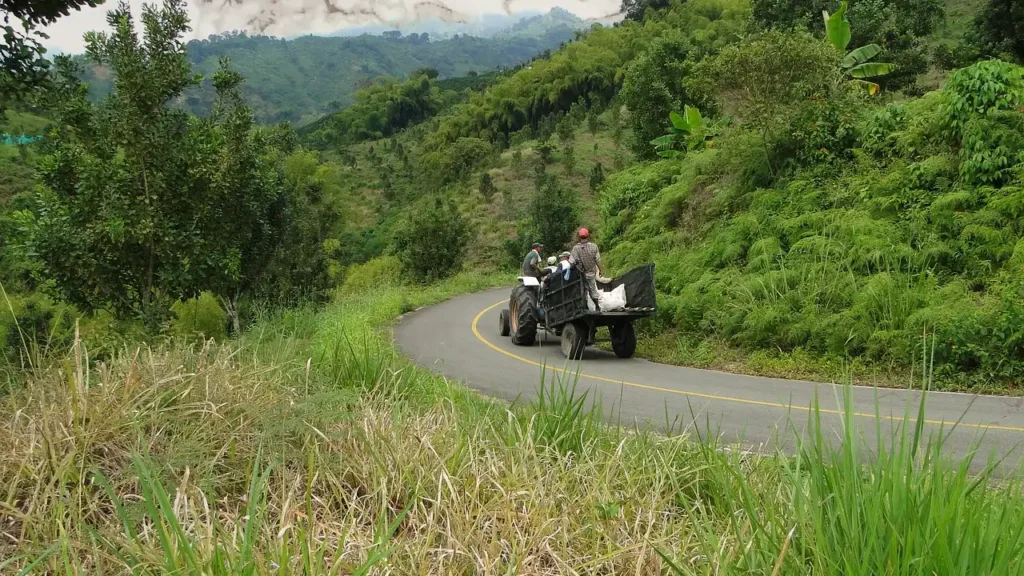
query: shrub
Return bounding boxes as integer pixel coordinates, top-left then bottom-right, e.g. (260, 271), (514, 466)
(479, 171), (496, 199)
(340, 256), (403, 294)
(942, 60), (1024, 138)
(0, 293), (74, 365)
(393, 198), (470, 283)
(589, 162), (605, 192)
(171, 292), (227, 342)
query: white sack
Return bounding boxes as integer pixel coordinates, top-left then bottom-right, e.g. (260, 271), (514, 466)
(599, 284), (627, 312)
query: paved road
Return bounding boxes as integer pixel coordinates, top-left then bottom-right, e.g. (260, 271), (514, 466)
(395, 288), (1024, 472)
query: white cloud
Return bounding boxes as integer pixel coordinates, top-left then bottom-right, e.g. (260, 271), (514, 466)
(42, 0), (621, 55)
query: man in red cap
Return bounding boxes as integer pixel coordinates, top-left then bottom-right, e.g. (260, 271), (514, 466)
(570, 227), (605, 311)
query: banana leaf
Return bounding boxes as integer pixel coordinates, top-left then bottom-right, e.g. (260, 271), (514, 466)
(650, 134), (676, 148)
(850, 79), (881, 95)
(684, 106), (703, 131)
(823, 1), (851, 51)
(669, 111), (688, 131)
(842, 44), (882, 68)
(849, 62), (895, 79)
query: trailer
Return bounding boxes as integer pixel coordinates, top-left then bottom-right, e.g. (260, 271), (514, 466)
(497, 263), (656, 359)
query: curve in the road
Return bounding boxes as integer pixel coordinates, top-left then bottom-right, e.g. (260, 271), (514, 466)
(395, 287), (1024, 471)
(471, 300), (1024, 434)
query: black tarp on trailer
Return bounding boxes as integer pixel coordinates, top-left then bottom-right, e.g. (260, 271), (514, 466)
(542, 263), (656, 328)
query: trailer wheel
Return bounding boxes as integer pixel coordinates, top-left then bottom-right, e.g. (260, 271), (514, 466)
(510, 286), (538, 346)
(611, 321), (637, 358)
(498, 309), (511, 337)
(561, 321), (587, 360)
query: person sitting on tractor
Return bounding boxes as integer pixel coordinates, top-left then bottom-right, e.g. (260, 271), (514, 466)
(557, 251), (572, 279)
(520, 242), (546, 278)
(570, 228), (605, 309)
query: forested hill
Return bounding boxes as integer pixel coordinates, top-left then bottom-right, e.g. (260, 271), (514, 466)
(326, 7), (585, 40)
(79, 14), (579, 125)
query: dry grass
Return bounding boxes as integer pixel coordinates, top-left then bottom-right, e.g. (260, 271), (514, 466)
(3, 277), (1024, 574)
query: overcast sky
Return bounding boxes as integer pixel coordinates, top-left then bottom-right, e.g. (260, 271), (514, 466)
(41, 0), (622, 54)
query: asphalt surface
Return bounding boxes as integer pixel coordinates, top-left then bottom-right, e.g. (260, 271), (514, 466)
(395, 287), (1024, 473)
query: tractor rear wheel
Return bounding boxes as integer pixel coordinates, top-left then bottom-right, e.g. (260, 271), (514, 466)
(510, 285), (538, 346)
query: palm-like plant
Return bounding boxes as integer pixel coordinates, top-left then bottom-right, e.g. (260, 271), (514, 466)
(823, 1), (895, 95)
(650, 105), (709, 158)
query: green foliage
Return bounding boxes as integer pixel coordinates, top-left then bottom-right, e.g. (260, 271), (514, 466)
(751, 0), (943, 91)
(421, 136), (493, 185)
(306, 71), (443, 147)
(968, 0), (1024, 63)
(605, 58), (1024, 386)
(589, 161), (605, 192)
(822, 2), (896, 94)
(393, 197), (470, 283)
(598, 161), (679, 248)
(31, 0), (208, 327)
(650, 106), (710, 158)
(942, 61), (1024, 186)
(586, 110), (601, 135)
(527, 177), (581, 253)
(561, 143), (576, 172)
(697, 30), (846, 175)
(340, 256), (402, 294)
(620, 0), (671, 22)
(27, 1), (303, 332)
(621, 32), (696, 160)
(479, 171), (496, 199)
(0, 0), (100, 110)
(170, 292), (227, 342)
(0, 291), (73, 366)
(80, 26), (577, 125)
(431, 25), (635, 146)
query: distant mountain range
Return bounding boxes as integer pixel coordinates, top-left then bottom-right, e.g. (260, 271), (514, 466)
(78, 8), (586, 126)
(323, 7), (585, 40)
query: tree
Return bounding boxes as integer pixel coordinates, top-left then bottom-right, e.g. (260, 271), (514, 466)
(562, 143), (576, 172)
(393, 197), (469, 283)
(620, 0), (670, 22)
(587, 111), (601, 135)
(1, 0), (102, 109)
(29, 0), (285, 330)
(200, 60), (291, 333)
(528, 179), (580, 253)
(589, 162), (605, 192)
(697, 30), (843, 176)
(621, 32), (695, 159)
(969, 0), (1024, 63)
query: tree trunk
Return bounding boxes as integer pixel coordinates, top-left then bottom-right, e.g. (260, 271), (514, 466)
(221, 294), (241, 336)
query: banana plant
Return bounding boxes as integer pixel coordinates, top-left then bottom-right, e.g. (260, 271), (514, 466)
(823, 1), (895, 95)
(650, 105), (708, 158)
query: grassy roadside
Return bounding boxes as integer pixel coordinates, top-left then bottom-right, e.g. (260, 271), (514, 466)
(2, 270), (1024, 574)
(625, 326), (1022, 396)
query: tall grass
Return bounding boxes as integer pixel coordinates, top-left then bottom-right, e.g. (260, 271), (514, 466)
(1, 273), (1023, 573)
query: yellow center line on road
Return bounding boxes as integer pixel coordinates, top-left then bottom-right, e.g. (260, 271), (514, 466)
(471, 300), (1024, 434)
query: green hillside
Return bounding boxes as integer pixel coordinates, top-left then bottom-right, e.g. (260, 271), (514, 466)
(294, 0), (1024, 391)
(9, 0), (1024, 572)
(80, 26), (576, 125)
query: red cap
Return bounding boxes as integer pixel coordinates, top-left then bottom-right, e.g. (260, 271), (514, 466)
(579, 227), (589, 238)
